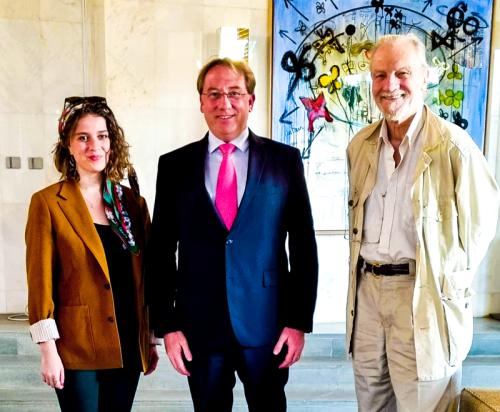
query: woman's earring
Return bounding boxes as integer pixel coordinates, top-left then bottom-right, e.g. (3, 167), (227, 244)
(69, 155), (77, 178)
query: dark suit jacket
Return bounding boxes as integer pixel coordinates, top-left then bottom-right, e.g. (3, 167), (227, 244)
(148, 131), (318, 353)
(26, 180), (153, 371)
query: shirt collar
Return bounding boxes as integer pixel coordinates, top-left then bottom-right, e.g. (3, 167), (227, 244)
(208, 129), (250, 154)
(379, 106), (424, 146)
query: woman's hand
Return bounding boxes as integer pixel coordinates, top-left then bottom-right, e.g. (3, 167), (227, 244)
(144, 345), (159, 375)
(39, 340), (65, 389)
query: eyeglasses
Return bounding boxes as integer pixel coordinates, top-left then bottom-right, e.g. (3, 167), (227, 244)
(63, 96), (107, 107)
(59, 96), (110, 134)
(202, 91), (248, 101)
(63, 96), (107, 111)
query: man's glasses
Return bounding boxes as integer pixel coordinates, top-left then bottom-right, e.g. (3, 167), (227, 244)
(202, 91), (248, 101)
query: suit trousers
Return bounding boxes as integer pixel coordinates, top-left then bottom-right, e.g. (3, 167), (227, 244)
(55, 368), (140, 412)
(186, 343), (289, 412)
(352, 268), (461, 412)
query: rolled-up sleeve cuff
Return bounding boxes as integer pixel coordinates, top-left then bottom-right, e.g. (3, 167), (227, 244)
(29, 319), (60, 343)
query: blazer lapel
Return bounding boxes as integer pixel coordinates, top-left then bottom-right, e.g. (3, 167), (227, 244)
(231, 131), (266, 230)
(195, 135), (224, 223)
(56, 181), (110, 280)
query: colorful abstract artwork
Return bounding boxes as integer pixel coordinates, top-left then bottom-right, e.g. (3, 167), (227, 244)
(271, 0), (493, 230)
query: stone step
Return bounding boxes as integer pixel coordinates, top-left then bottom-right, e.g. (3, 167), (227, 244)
(0, 331), (346, 357)
(136, 357), (357, 393)
(2, 356), (500, 412)
(0, 354), (356, 391)
(0, 355), (498, 411)
(0, 388), (358, 412)
(460, 356), (500, 387)
(468, 317), (500, 356)
(1, 318), (499, 358)
(0, 353), (498, 391)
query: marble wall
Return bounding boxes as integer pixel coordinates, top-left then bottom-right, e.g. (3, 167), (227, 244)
(0, 0), (499, 323)
(0, 0), (85, 313)
(102, 0), (269, 206)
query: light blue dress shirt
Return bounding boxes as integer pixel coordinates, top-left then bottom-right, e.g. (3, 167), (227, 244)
(204, 129), (249, 206)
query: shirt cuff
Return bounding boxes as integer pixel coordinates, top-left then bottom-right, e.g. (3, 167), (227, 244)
(29, 319), (60, 343)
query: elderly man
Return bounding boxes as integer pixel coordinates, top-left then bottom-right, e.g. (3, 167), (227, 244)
(346, 34), (498, 411)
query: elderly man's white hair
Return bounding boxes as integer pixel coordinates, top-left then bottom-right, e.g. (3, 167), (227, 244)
(369, 33), (430, 71)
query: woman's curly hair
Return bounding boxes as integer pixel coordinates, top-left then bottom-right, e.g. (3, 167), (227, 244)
(53, 97), (133, 183)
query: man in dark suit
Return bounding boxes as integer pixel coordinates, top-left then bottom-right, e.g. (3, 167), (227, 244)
(147, 58), (318, 412)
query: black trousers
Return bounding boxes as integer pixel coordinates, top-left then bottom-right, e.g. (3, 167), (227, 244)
(55, 368), (140, 412)
(186, 344), (289, 412)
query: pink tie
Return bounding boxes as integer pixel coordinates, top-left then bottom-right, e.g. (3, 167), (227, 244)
(216, 143), (238, 230)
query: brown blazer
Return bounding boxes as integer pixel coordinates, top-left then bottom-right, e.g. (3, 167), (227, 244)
(26, 180), (152, 371)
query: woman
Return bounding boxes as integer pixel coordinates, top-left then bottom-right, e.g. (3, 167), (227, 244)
(25, 96), (159, 411)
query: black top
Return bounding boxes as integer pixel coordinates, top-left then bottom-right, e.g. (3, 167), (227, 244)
(95, 223), (141, 370)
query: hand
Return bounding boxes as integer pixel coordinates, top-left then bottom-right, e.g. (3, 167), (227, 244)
(144, 345), (159, 376)
(164, 331), (192, 376)
(273, 327), (305, 369)
(39, 340), (65, 389)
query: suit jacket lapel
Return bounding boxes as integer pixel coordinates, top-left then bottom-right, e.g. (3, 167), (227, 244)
(56, 180), (110, 280)
(195, 135), (224, 223)
(232, 131), (266, 230)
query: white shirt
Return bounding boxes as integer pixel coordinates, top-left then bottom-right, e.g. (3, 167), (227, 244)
(360, 107), (425, 264)
(205, 129), (249, 206)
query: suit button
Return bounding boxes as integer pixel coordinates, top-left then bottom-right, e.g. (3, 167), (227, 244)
(353, 228), (358, 235)
(226, 239), (233, 245)
(104, 283), (110, 290)
(348, 200), (354, 206)
(107, 316), (114, 323)
(351, 310), (354, 316)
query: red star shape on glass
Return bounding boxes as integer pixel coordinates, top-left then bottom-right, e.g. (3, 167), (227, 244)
(300, 92), (333, 133)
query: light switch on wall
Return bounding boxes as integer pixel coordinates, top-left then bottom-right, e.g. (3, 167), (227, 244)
(5, 156), (21, 169)
(28, 157), (44, 169)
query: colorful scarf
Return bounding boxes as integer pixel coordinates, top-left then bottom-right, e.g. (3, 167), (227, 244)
(103, 179), (139, 254)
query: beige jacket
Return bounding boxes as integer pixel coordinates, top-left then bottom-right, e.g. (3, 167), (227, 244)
(346, 106), (499, 380)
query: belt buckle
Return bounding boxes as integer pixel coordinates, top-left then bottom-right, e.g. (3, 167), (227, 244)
(369, 261), (382, 276)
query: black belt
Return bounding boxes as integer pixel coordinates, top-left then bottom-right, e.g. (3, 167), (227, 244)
(361, 259), (410, 276)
